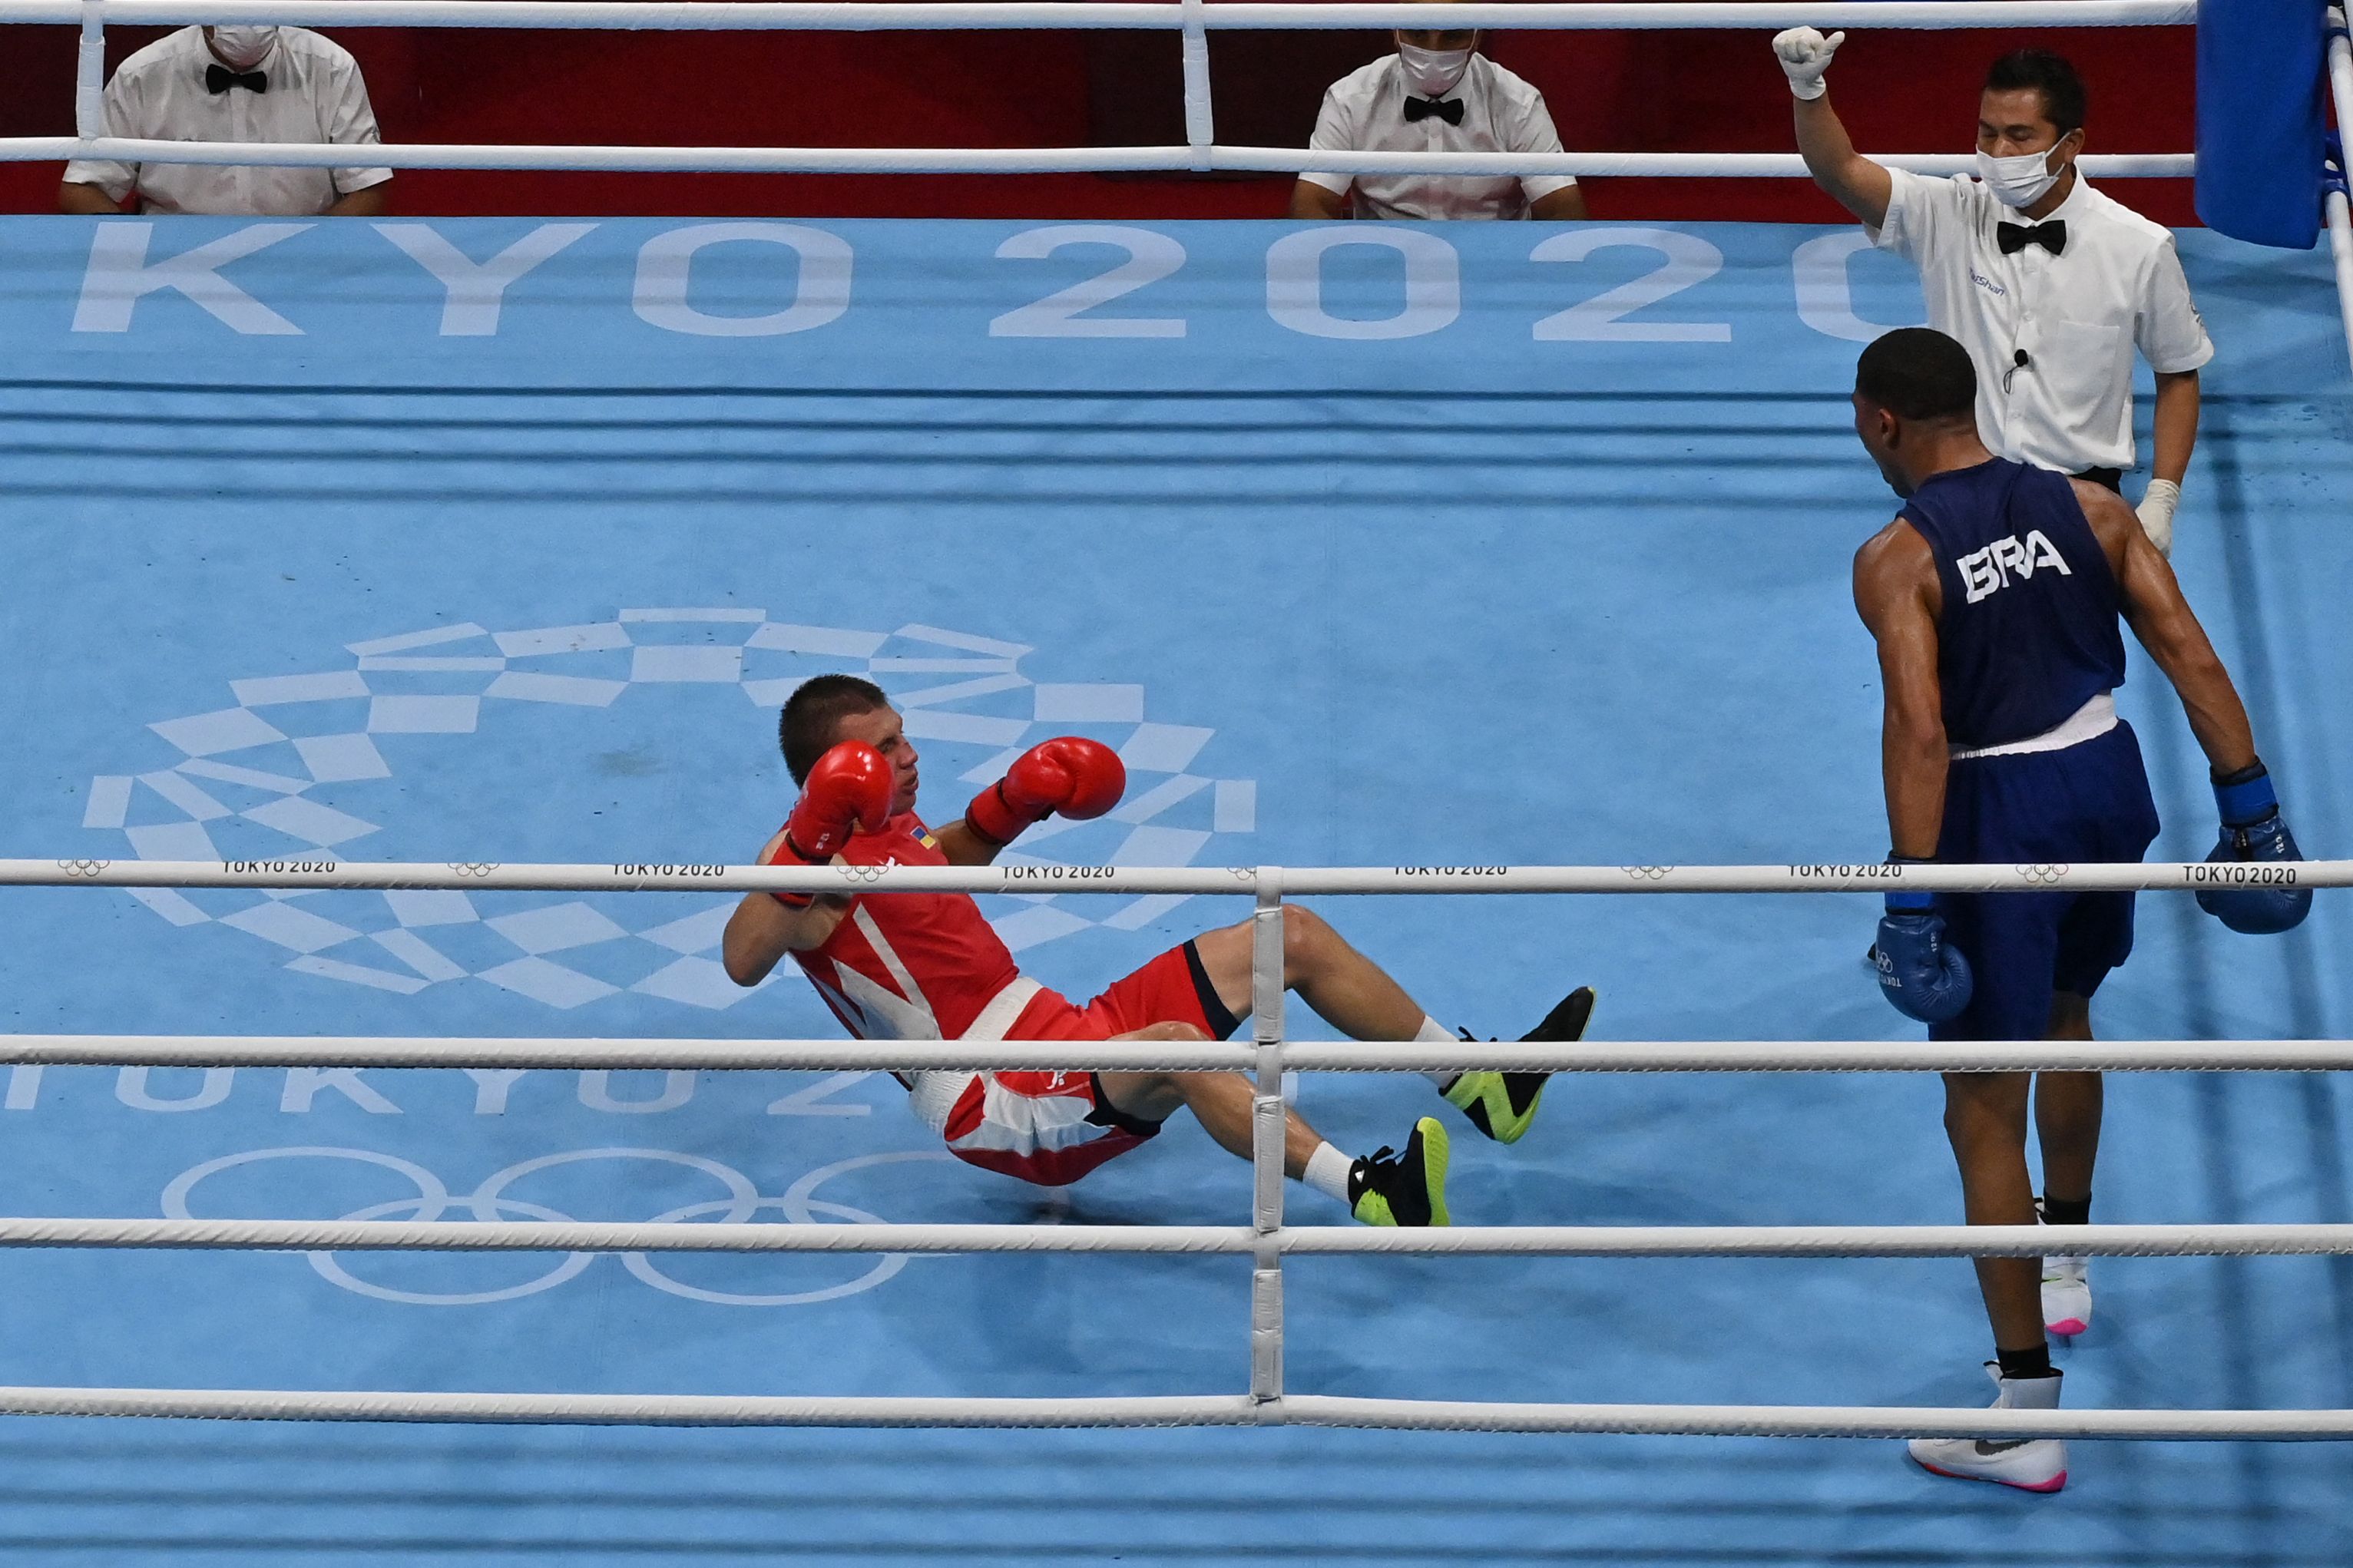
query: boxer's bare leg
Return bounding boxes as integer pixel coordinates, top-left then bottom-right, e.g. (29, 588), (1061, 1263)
(1095, 1024), (1445, 1225)
(1188, 905), (1587, 1151)
(1189, 906), (1426, 1041)
(1097, 1026), (1322, 1176)
(2034, 992), (2100, 1204)
(1941, 1069), (2047, 1351)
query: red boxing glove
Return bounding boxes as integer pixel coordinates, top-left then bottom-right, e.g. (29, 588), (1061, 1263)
(964, 736), (1126, 848)
(766, 741), (892, 906)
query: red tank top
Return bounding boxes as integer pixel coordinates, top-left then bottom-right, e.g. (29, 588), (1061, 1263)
(782, 813), (1029, 1040)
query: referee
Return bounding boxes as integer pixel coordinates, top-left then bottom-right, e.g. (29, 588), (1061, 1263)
(1773, 37), (2209, 556)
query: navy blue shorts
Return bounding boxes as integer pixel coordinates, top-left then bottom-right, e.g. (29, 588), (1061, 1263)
(1930, 720), (2162, 1043)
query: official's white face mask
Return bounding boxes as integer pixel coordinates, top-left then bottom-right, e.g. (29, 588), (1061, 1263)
(207, 25), (279, 70)
(1974, 145), (2067, 210)
(1397, 41), (1474, 99)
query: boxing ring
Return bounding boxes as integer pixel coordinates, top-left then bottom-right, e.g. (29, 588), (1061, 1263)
(3, 0), (2353, 1561)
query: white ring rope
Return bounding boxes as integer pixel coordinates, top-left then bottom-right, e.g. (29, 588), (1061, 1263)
(8, 865), (2343, 1441)
(0, 1388), (2337, 1439)
(0, 137), (2193, 178)
(1281, 1398), (2353, 1440)
(0, 2), (2199, 31)
(1286, 1224), (2353, 1258)
(4, 1037), (2351, 1072)
(8, 1218), (2351, 1259)
(2, 0), (2198, 175)
(9, 857), (2341, 895)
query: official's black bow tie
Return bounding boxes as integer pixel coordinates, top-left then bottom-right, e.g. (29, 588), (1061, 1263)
(1997, 220), (2066, 256)
(1402, 95), (1464, 126)
(206, 64), (268, 94)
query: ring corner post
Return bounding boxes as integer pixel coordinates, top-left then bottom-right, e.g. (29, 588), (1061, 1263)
(2195, 0), (2328, 252)
(2324, 9), (2353, 376)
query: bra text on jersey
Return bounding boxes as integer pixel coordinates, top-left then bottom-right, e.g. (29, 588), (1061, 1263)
(1958, 530), (2073, 605)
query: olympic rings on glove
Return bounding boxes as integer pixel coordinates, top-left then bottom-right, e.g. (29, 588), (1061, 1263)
(161, 1145), (955, 1308)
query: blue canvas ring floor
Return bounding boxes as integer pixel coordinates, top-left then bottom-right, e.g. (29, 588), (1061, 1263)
(0, 214), (2347, 1563)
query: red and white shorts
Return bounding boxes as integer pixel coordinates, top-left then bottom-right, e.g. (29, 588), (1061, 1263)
(907, 942), (1236, 1188)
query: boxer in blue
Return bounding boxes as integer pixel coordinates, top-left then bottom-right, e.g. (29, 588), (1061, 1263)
(1847, 329), (2308, 1492)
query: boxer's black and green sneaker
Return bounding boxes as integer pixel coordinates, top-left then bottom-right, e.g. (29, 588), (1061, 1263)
(1349, 1117), (1450, 1226)
(1443, 984), (1597, 1144)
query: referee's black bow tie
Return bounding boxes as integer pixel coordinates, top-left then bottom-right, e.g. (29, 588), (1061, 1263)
(206, 64), (268, 94)
(1403, 95), (1464, 125)
(1997, 219), (2065, 256)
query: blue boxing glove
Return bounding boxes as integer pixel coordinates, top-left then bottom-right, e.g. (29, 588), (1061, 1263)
(2196, 760), (2312, 935)
(1875, 863), (1974, 1024)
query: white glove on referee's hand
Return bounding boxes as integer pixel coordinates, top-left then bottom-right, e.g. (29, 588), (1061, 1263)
(1772, 28), (1844, 101)
(2136, 478), (2181, 558)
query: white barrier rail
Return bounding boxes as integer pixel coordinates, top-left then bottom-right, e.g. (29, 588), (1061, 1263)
(0, 1386), (2339, 1439)
(8, 1218), (2350, 1259)
(0, 2), (2200, 31)
(8, 857), (2343, 895)
(4, 1035), (2351, 1072)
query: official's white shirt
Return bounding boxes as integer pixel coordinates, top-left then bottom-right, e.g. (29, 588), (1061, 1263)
(1869, 167), (2212, 475)
(64, 27), (393, 217)
(1300, 55), (1574, 221)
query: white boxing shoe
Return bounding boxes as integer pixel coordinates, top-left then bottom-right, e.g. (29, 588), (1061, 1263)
(1908, 1364), (2069, 1494)
(2043, 1252), (2091, 1337)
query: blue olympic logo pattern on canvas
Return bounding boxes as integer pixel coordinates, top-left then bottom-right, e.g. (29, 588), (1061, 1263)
(82, 611), (1258, 1011)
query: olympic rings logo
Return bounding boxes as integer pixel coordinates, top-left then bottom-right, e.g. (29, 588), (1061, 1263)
(445, 862), (501, 878)
(162, 1146), (955, 1308)
(1621, 865), (1673, 882)
(2014, 864), (2070, 885)
(839, 865), (889, 885)
(57, 859), (110, 878)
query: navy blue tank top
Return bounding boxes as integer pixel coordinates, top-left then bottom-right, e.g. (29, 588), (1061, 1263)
(1898, 458), (2126, 751)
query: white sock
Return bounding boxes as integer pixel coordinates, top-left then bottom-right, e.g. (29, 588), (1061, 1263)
(1302, 1141), (1354, 1205)
(1415, 1014), (1462, 1091)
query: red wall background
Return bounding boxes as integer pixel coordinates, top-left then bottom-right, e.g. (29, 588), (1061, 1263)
(0, 18), (2196, 223)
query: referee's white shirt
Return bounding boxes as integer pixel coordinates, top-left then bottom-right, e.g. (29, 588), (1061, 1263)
(63, 27), (392, 217)
(1299, 55), (1575, 221)
(1869, 167), (2212, 475)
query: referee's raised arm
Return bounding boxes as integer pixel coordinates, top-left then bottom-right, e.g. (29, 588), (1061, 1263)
(1776, 41), (2216, 561)
(1772, 28), (1891, 229)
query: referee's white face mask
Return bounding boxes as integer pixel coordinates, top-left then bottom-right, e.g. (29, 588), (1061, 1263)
(1974, 144), (2072, 209)
(1974, 88), (2084, 210)
(1395, 33), (1478, 98)
(205, 25), (280, 70)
